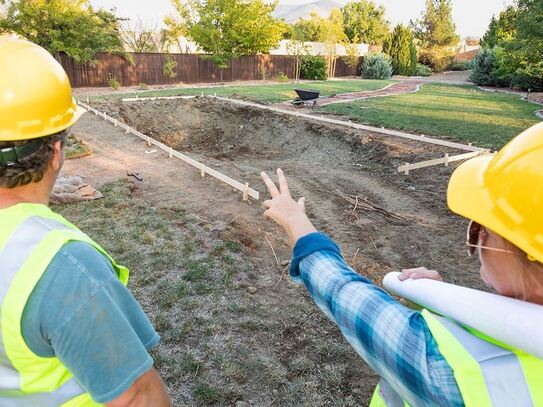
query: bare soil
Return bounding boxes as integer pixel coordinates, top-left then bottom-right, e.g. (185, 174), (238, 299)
(64, 98), (484, 406)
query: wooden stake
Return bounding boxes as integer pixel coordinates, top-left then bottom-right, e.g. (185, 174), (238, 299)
(147, 137), (151, 147)
(243, 182), (249, 201)
(169, 147), (173, 158)
(444, 153), (449, 167)
(200, 163), (205, 177)
(404, 162), (410, 175)
(126, 126), (130, 134)
(114, 119), (117, 127)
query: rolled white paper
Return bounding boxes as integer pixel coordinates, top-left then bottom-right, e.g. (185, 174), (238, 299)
(383, 271), (543, 359)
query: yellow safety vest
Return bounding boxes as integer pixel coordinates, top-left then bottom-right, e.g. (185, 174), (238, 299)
(0, 203), (129, 406)
(369, 309), (543, 406)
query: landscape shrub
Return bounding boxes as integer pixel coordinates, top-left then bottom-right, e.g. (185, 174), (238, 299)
(413, 63), (432, 77)
(419, 47), (455, 72)
(361, 53), (393, 80)
(277, 72), (289, 82)
(138, 82), (149, 90)
(163, 55), (178, 80)
(469, 47), (499, 86)
(449, 60), (472, 71)
(300, 55), (328, 80)
(107, 73), (120, 91)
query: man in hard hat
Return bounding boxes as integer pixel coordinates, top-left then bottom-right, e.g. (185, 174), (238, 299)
(261, 122), (543, 406)
(0, 37), (171, 405)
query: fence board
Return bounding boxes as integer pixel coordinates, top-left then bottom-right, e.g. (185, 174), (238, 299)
(59, 53), (363, 87)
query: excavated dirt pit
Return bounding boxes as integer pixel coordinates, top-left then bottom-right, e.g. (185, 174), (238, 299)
(97, 97), (483, 287)
(89, 97), (486, 404)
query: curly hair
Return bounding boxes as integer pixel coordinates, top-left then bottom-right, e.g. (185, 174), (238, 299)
(0, 131), (65, 189)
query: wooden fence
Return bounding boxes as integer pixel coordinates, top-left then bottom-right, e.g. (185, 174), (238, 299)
(59, 53), (363, 88)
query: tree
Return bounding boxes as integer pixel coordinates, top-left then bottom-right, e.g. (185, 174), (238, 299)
(120, 19), (159, 53)
(383, 24), (417, 75)
(163, 0), (189, 52)
(341, 0), (390, 45)
(413, 0), (460, 71)
(171, 0), (286, 73)
(291, 12), (324, 42)
(480, 6), (518, 48)
(0, 0), (125, 63)
(414, 0), (459, 48)
(320, 8), (347, 77)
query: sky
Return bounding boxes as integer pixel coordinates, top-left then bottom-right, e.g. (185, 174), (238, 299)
(90, 0), (513, 38)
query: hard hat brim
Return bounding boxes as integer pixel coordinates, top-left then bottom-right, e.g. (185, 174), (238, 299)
(447, 154), (542, 263)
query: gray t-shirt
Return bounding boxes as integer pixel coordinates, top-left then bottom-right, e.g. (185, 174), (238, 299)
(21, 241), (160, 403)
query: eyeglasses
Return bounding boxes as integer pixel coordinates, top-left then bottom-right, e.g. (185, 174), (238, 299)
(466, 221), (515, 257)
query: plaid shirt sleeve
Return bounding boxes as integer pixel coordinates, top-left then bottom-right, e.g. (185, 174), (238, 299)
(290, 232), (464, 407)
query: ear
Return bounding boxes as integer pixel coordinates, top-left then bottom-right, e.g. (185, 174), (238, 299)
(50, 139), (64, 172)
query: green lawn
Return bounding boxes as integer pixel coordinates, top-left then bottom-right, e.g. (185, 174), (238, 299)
(92, 79), (394, 103)
(318, 83), (541, 149)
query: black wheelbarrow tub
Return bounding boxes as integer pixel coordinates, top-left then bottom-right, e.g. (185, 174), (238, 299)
(294, 89), (320, 101)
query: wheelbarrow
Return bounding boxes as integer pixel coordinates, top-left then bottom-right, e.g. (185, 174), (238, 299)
(292, 89), (320, 109)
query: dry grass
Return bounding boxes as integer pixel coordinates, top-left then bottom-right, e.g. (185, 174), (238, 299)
(55, 179), (376, 406)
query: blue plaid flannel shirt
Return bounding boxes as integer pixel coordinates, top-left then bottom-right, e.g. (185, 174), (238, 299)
(290, 233), (464, 407)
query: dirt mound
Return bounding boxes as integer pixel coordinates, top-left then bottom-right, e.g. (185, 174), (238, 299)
(96, 98), (440, 169)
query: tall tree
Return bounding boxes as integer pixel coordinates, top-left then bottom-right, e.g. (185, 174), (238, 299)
(341, 0), (389, 45)
(170, 0), (286, 72)
(413, 0), (459, 71)
(320, 8), (347, 77)
(120, 19), (159, 53)
(414, 0), (459, 48)
(383, 24), (417, 75)
(291, 12), (324, 42)
(480, 6), (518, 48)
(0, 0), (124, 63)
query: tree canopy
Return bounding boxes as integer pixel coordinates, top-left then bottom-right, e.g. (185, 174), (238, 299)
(168, 0), (286, 69)
(0, 0), (124, 63)
(341, 0), (389, 45)
(480, 6), (518, 48)
(414, 0), (459, 48)
(383, 24), (417, 76)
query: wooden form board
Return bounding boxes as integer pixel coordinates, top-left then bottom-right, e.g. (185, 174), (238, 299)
(77, 102), (260, 201)
(397, 150), (492, 174)
(121, 96), (197, 102)
(211, 96), (485, 153)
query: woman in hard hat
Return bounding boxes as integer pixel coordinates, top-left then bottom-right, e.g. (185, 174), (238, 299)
(261, 122), (543, 406)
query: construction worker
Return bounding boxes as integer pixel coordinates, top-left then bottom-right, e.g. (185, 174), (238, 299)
(261, 122), (543, 406)
(0, 37), (171, 405)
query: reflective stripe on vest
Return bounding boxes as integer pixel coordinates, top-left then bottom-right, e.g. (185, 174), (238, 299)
(0, 204), (127, 406)
(369, 310), (543, 406)
(435, 314), (533, 407)
(0, 216), (87, 404)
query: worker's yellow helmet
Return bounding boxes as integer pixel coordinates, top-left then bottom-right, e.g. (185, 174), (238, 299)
(448, 122), (543, 263)
(0, 35), (84, 142)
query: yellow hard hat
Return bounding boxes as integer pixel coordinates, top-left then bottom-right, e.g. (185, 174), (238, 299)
(448, 122), (543, 263)
(0, 35), (84, 142)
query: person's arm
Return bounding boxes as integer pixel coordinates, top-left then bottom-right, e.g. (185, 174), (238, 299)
(106, 368), (171, 407)
(261, 169), (463, 407)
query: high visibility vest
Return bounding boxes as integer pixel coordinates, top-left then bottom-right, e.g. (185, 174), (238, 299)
(369, 309), (543, 407)
(0, 203), (129, 406)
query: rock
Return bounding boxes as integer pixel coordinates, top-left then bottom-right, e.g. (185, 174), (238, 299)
(246, 286), (258, 295)
(236, 402), (250, 407)
(407, 186), (416, 191)
(281, 260), (290, 267)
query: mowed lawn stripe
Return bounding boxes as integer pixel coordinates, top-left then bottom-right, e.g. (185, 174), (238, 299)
(318, 83), (541, 149)
(91, 79), (395, 103)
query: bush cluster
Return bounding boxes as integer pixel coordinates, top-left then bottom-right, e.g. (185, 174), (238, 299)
(300, 56), (328, 80)
(361, 53), (393, 80)
(449, 60), (472, 71)
(413, 63), (432, 77)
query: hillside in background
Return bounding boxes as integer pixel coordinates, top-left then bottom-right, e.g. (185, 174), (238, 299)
(273, 0), (343, 23)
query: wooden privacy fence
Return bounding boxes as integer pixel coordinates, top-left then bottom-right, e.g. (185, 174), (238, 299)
(60, 53), (363, 88)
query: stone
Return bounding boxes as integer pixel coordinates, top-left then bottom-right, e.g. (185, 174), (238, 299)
(246, 286), (258, 294)
(236, 402), (250, 407)
(281, 260), (290, 267)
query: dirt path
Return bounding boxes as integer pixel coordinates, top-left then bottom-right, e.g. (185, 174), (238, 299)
(65, 100), (485, 405)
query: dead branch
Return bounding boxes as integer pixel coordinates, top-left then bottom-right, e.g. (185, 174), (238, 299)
(334, 188), (411, 225)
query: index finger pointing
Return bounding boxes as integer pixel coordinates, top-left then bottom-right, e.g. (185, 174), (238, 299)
(261, 172), (279, 198)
